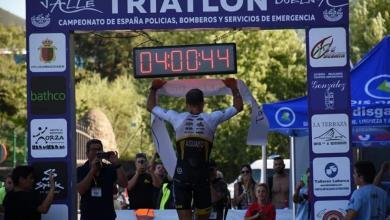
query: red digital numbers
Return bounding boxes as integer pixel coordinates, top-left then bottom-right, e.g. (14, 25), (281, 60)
(135, 44), (235, 77)
(140, 51), (152, 74)
(201, 49), (214, 69)
(186, 49), (198, 71)
(217, 48), (230, 68)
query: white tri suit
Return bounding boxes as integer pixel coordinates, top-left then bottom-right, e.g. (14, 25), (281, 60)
(152, 106), (238, 213)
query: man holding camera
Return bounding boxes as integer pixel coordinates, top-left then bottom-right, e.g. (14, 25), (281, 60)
(127, 153), (162, 209)
(77, 139), (127, 220)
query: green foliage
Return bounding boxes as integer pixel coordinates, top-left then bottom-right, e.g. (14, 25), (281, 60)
(0, 25), (27, 167)
(350, 0), (390, 63)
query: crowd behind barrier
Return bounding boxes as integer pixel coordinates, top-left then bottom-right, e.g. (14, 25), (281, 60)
(41, 209), (293, 220)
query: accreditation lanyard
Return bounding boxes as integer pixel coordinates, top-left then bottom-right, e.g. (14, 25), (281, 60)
(91, 176), (102, 197)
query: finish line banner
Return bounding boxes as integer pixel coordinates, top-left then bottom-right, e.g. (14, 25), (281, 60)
(28, 0), (348, 31)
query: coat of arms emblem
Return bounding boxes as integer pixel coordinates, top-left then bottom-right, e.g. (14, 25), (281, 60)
(39, 38), (56, 63)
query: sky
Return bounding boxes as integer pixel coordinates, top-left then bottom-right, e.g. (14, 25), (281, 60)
(0, 0), (26, 19)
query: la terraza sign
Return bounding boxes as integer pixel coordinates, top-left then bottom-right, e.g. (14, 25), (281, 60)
(133, 43), (237, 78)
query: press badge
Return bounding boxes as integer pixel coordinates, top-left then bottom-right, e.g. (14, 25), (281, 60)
(91, 187), (102, 197)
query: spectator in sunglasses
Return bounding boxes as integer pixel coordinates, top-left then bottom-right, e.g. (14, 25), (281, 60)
(234, 164), (256, 209)
(127, 153), (162, 209)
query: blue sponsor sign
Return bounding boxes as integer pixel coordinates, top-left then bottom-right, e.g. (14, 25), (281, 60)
(27, 0), (348, 31)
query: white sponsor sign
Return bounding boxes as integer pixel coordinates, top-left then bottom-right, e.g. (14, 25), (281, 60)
(42, 204), (68, 220)
(311, 114), (349, 154)
(30, 119), (67, 158)
(313, 157), (351, 197)
(309, 27), (347, 67)
(29, 33), (66, 72)
(314, 200), (348, 220)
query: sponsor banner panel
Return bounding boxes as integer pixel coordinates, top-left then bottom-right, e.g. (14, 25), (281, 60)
(30, 118), (67, 158)
(308, 71), (349, 112)
(313, 157), (351, 197)
(352, 74), (390, 126)
(29, 33), (66, 72)
(32, 161), (68, 200)
(30, 76), (67, 115)
(311, 114), (349, 154)
(308, 27), (347, 68)
(314, 200), (348, 220)
(42, 204), (68, 220)
(27, 0), (348, 31)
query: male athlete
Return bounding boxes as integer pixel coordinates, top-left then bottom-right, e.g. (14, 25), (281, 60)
(147, 78), (243, 220)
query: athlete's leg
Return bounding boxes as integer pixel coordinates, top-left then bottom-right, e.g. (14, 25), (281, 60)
(193, 181), (212, 220)
(177, 209), (193, 220)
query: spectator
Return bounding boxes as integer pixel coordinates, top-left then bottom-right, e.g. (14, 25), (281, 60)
(293, 169), (310, 220)
(244, 183), (276, 220)
(127, 153), (162, 209)
(3, 165), (55, 220)
(209, 160), (229, 220)
(234, 164), (256, 210)
(147, 78), (243, 220)
(0, 175), (13, 219)
(77, 139), (127, 220)
(268, 157), (289, 209)
(346, 160), (387, 220)
(373, 161), (390, 219)
(156, 175), (175, 210)
(0, 175), (13, 204)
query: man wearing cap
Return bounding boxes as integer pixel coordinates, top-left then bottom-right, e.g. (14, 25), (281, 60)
(147, 78), (243, 220)
(127, 153), (162, 209)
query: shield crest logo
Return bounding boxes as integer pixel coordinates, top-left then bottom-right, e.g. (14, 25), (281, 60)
(39, 38), (56, 63)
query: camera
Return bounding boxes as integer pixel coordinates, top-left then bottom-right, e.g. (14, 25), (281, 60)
(96, 151), (114, 160)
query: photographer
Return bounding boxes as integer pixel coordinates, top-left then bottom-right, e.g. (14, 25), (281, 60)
(127, 153), (162, 209)
(77, 139), (127, 220)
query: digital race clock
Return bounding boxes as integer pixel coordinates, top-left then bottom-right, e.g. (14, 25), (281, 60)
(133, 43), (237, 78)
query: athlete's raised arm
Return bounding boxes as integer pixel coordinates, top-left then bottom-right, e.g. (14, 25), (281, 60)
(223, 78), (243, 112)
(147, 79), (166, 112)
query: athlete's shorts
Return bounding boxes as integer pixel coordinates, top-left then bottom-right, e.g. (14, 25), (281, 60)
(173, 179), (211, 214)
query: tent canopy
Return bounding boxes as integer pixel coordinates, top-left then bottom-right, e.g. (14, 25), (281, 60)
(263, 36), (390, 145)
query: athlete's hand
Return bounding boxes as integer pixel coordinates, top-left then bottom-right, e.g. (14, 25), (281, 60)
(223, 78), (238, 90)
(151, 79), (166, 90)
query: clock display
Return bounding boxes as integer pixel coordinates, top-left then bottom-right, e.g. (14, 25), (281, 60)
(133, 43), (237, 78)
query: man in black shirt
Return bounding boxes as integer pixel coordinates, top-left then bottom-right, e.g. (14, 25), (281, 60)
(127, 153), (162, 209)
(77, 139), (127, 220)
(3, 165), (55, 220)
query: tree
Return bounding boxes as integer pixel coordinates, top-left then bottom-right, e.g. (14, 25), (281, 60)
(350, 0), (390, 63)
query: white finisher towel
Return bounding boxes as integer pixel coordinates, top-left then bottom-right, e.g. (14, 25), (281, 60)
(151, 79), (269, 177)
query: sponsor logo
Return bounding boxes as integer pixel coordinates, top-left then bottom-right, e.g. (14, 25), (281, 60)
(314, 128), (346, 141)
(30, 119), (67, 158)
(39, 38), (56, 63)
(313, 157), (351, 197)
(29, 33), (66, 72)
(40, 0), (103, 14)
(309, 28), (347, 67)
(320, 210), (345, 220)
(324, 162), (338, 178)
(311, 36), (345, 60)
(31, 14), (51, 27)
(323, 7), (343, 22)
(275, 107), (296, 127)
(30, 76), (66, 115)
(364, 74), (390, 99)
(32, 162), (67, 199)
(35, 169), (65, 191)
(318, 0), (348, 8)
